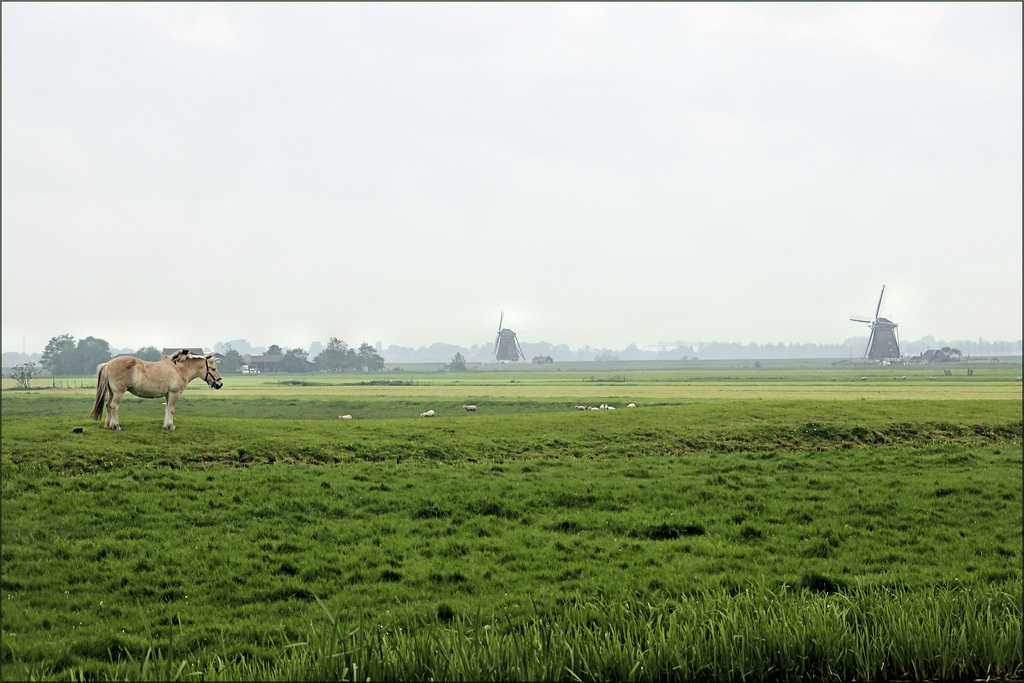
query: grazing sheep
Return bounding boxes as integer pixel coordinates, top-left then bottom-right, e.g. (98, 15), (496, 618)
(575, 405), (587, 410)
(831, 377), (837, 382)
(627, 403), (636, 408)
(1016, 377), (1022, 382)
(463, 405), (477, 412)
(420, 410), (435, 417)
(590, 406), (599, 410)
(339, 415), (352, 420)
(860, 377), (868, 381)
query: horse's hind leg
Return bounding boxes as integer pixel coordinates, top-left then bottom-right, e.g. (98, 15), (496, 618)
(106, 390), (124, 430)
(164, 391), (181, 430)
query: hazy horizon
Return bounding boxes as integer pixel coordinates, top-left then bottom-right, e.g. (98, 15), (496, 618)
(3, 3), (1021, 355)
(3, 330), (1019, 364)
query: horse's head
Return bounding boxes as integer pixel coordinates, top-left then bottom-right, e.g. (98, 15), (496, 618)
(203, 355), (224, 390)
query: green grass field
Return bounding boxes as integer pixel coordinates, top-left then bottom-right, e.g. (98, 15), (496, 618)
(2, 363), (1021, 681)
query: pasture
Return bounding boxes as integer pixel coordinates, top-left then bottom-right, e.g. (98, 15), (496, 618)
(2, 362), (1021, 681)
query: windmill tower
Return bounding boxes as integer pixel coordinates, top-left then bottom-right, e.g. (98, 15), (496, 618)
(492, 311), (525, 362)
(850, 286), (900, 361)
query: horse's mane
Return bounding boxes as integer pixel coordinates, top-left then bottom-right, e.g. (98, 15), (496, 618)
(171, 349), (208, 364)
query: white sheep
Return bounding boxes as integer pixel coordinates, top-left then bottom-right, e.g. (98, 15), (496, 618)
(463, 405), (477, 412)
(420, 410), (435, 417)
(339, 415), (352, 420)
(626, 403), (636, 408)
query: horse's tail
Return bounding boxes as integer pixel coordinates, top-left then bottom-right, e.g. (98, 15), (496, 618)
(90, 363), (110, 420)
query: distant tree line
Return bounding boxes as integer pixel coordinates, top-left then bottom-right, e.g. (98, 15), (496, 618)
(311, 337), (385, 372)
(33, 333), (385, 376)
(376, 337), (1021, 363)
(38, 334), (163, 376)
(931, 347), (963, 363)
(19, 332), (1019, 374)
(230, 338), (385, 373)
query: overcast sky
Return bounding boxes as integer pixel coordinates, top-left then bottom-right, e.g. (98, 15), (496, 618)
(3, 2), (1021, 355)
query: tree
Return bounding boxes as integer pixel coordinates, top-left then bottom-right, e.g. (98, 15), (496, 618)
(281, 348), (311, 373)
(357, 342), (385, 372)
(267, 344), (283, 356)
(40, 334), (77, 376)
(136, 346), (162, 362)
(315, 337), (350, 373)
(450, 352), (467, 372)
(9, 362), (37, 389)
(936, 347), (963, 363)
(74, 336), (111, 375)
(220, 346), (243, 374)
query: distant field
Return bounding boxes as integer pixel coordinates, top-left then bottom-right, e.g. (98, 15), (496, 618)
(3, 361), (1022, 422)
(2, 364), (1021, 681)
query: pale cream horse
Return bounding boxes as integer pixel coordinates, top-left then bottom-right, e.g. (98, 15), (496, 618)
(90, 350), (223, 430)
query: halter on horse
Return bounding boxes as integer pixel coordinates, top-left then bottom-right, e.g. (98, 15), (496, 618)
(173, 351), (224, 390)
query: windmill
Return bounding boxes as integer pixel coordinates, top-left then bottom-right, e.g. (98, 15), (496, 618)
(492, 311), (525, 362)
(850, 286), (900, 361)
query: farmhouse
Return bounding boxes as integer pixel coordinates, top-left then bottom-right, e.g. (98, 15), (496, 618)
(532, 355), (554, 364)
(243, 354), (285, 373)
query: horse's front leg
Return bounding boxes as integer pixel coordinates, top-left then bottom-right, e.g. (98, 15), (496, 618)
(164, 391), (181, 430)
(106, 390), (124, 430)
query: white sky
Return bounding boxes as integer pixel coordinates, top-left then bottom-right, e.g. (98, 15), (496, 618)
(3, 2), (1021, 354)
